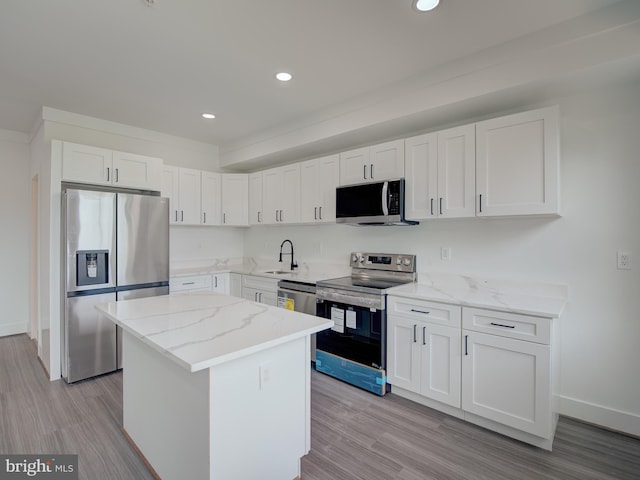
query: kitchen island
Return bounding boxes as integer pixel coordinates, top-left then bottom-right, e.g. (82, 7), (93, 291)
(96, 293), (332, 480)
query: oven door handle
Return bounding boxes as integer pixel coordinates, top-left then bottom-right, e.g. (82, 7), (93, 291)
(381, 181), (389, 216)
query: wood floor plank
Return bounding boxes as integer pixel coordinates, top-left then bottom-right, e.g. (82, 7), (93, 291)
(1, 334), (639, 480)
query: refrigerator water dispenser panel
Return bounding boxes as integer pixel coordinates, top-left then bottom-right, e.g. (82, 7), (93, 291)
(76, 250), (109, 286)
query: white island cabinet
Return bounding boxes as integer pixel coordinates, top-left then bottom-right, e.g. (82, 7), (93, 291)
(96, 293), (332, 480)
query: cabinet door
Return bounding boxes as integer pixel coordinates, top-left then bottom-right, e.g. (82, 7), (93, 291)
(280, 164), (300, 224)
(420, 323), (461, 407)
(112, 151), (162, 191)
(201, 172), (221, 226)
(370, 139), (405, 182)
(339, 146), (370, 185)
(437, 125), (475, 218)
(462, 330), (551, 437)
(299, 159), (320, 223)
(161, 166), (180, 224)
(404, 132), (438, 220)
(62, 142), (112, 186)
(178, 168), (202, 225)
(229, 273), (242, 297)
(249, 172), (263, 225)
(221, 174), (249, 226)
(387, 315), (421, 394)
(262, 167), (281, 224)
(212, 273), (229, 294)
(317, 154), (340, 223)
(476, 106), (559, 216)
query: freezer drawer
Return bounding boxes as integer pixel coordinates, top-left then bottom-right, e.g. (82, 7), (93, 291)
(63, 292), (117, 383)
(116, 285), (169, 368)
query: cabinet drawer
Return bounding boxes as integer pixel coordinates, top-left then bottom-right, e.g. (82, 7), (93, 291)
(462, 308), (551, 344)
(388, 296), (461, 328)
(242, 274), (279, 292)
(170, 274), (212, 292)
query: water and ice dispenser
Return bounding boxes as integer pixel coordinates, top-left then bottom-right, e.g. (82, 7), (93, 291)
(76, 250), (109, 286)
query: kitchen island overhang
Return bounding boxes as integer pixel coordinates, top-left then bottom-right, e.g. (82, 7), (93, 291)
(96, 293), (333, 480)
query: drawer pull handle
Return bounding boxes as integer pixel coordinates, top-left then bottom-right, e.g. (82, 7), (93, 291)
(413, 324), (417, 343)
(182, 282), (195, 285)
(410, 309), (430, 315)
(490, 322), (515, 329)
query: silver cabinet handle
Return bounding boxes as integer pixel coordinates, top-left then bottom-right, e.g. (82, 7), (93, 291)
(223, 213), (226, 224)
(254, 292), (258, 301)
(490, 322), (516, 329)
(257, 211), (261, 223)
(181, 210), (184, 222)
(319, 206), (322, 219)
(422, 326), (426, 345)
(464, 335), (469, 355)
(280, 210), (284, 222)
(370, 163), (374, 179)
(430, 198), (434, 216)
(115, 168), (119, 183)
(363, 164), (367, 180)
(106, 167), (110, 182)
(314, 207), (317, 220)
(410, 308), (430, 315)
(214, 276), (218, 288)
(203, 212), (207, 224)
(175, 210), (178, 222)
(439, 197), (443, 215)
(479, 194), (483, 213)
(413, 324), (417, 343)
(182, 281), (195, 285)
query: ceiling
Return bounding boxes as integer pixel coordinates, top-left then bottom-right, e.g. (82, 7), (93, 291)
(1, 1), (625, 140)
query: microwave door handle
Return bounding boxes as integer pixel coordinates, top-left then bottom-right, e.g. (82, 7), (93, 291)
(381, 181), (389, 216)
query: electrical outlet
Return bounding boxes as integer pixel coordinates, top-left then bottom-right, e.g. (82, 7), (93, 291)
(259, 362), (272, 390)
(617, 251), (632, 270)
(441, 247), (451, 261)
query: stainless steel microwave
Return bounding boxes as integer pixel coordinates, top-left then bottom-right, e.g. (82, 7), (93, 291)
(335, 179), (418, 226)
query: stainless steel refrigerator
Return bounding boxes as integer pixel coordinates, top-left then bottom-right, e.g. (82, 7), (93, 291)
(62, 188), (169, 383)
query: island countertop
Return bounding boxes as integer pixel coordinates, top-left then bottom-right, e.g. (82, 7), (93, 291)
(96, 293), (333, 373)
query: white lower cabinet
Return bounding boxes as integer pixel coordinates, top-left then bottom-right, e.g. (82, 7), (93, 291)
(170, 274), (212, 293)
(387, 296), (558, 450)
(212, 273), (229, 295)
(387, 297), (461, 407)
(241, 275), (278, 306)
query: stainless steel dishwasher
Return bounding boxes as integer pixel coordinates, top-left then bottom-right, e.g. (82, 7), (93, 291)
(277, 279), (318, 362)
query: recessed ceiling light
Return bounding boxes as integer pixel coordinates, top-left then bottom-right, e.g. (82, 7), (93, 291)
(275, 72), (293, 82)
(413, 0), (440, 12)
(201, 113), (216, 119)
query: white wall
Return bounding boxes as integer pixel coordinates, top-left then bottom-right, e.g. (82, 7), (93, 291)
(242, 79), (640, 436)
(0, 130), (30, 337)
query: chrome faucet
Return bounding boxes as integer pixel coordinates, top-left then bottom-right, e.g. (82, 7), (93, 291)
(279, 239), (298, 271)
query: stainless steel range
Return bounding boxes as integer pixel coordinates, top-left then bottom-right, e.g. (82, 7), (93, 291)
(315, 252), (416, 395)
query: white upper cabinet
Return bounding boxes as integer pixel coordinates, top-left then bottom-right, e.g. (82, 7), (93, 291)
(262, 164), (300, 224)
(300, 154), (340, 223)
(161, 166), (180, 224)
(112, 150), (162, 191)
(476, 106), (559, 217)
(201, 171), (221, 226)
(405, 125), (475, 220)
(177, 168), (202, 225)
(221, 174), (249, 226)
(249, 172), (263, 225)
(62, 142), (162, 191)
(340, 139), (404, 185)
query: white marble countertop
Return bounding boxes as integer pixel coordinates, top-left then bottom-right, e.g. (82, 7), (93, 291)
(388, 272), (568, 318)
(96, 293), (333, 372)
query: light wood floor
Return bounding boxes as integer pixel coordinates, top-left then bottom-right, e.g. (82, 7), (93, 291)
(2, 334), (638, 479)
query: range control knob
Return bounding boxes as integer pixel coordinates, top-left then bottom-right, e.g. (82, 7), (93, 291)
(403, 258), (412, 266)
(358, 256), (365, 263)
(396, 257), (402, 265)
(351, 255), (358, 263)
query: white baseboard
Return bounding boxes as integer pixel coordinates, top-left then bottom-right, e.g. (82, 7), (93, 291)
(0, 322), (28, 337)
(559, 395), (640, 438)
